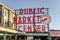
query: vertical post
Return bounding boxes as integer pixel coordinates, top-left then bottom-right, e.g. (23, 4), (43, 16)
(15, 10), (17, 40)
(8, 10), (9, 27)
(25, 36), (26, 40)
(47, 23), (50, 40)
(33, 9), (36, 32)
(10, 35), (11, 40)
(15, 34), (17, 40)
(46, 8), (50, 40)
(4, 33), (6, 40)
(15, 10), (17, 30)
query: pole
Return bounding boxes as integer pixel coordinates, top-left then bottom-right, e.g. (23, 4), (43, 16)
(46, 8), (50, 40)
(15, 34), (17, 40)
(15, 10), (17, 30)
(4, 33), (6, 40)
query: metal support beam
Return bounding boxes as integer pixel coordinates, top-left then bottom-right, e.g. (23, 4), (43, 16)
(25, 36), (27, 40)
(15, 34), (17, 40)
(47, 24), (50, 40)
(46, 8), (50, 40)
(10, 35), (12, 40)
(4, 33), (6, 40)
(15, 10), (17, 30)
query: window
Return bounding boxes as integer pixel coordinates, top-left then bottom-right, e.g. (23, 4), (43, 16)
(9, 13), (14, 29)
(4, 10), (8, 26)
(1, 9), (4, 24)
(0, 8), (2, 23)
(0, 17), (1, 23)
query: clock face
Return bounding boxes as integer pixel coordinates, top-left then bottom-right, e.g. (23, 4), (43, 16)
(41, 14), (51, 25)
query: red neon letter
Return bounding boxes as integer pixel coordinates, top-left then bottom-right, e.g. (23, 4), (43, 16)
(28, 25), (32, 32)
(29, 8), (33, 14)
(24, 8), (28, 14)
(18, 26), (22, 31)
(20, 8), (23, 15)
(32, 16), (35, 24)
(23, 25), (27, 32)
(37, 25), (41, 32)
(34, 25), (37, 32)
(28, 16), (31, 23)
(23, 16), (26, 24)
(38, 8), (39, 13)
(40, 8), (44, 14)
(18, 16), (22, 24)
(33, 8), (36, 14)
(42, 25), (46, 32)
(37, 16), (41, 23)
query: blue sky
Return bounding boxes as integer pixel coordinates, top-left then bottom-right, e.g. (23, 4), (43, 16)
(0, 0), (60, 30)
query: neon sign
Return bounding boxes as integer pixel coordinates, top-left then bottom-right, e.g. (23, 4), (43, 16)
(13, 8), (51, 32)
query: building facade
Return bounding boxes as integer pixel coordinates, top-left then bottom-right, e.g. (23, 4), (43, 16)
(0, 3), (21, 40)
